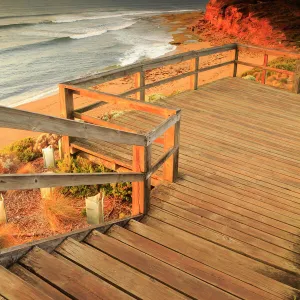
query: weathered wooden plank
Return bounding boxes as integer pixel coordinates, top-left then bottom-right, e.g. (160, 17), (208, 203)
(127, 220), (299, 299)
(64, 85), (178, 117)
(0, 106), (148, 146)
(20, 247), (133, 300)
(10, 264), (70, 300)
(147, 112), (181, 145)
(107, 225), (277, 300)
(0, 266), (52, 300)
(56, 238), (189, 299)
(151, 186), (300, 254)
(0, 172), (144, 191)
(132, 144), (151, 214)
(121, 61), (234, 98)
(86, 230), (238, 300)
(233, 48), (239, 77)
(0, 214), (142, 267)
(148, 205), (300, 276)
(59, 85), (74, 160)
(121, 70), (196, 97)
(73, 112), (135, 133)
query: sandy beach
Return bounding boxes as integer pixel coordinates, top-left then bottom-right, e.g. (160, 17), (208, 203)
(0, 11), (268, 149)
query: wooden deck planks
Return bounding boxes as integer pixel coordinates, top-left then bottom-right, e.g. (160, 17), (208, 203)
(2, 77), (300, 299)
(0, 266), (53, 300)
(55, 238), (189, 299)
(19, 247), (133, 300)
(127, 220), (300, 299)
(85, 230), (237, 300)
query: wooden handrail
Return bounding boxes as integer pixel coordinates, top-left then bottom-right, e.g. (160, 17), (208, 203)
(0, 106), (147, 146)
(0, 172), (144, 191)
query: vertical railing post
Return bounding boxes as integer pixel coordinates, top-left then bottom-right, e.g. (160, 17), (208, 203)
(134, 71), (145, 101)
(261, 53), (268, 84)
(59, 85), (74, 160)
(293, 61), (300, 94)
(163, 114), (181, 182)
(233, 46), (239, 77)
(189, 57), (199, 90)
(132, 144), (151, 215)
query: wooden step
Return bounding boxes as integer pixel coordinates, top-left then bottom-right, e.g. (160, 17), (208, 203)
(19, 246), (132, 300)
(85, 230), (237, 300)
(126, 219), (300, 300)
(9, 264), (70, 300)
(55, 237), (189, 300)
(107, 224), (277, 300)
(0, 265), (52, 300)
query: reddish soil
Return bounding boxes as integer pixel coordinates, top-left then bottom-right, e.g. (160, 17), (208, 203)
(0, 156), (132, 248)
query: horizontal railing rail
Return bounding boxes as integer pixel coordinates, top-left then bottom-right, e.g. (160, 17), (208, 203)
(0, 172), (144, 191)
(65, 43), (299, 99)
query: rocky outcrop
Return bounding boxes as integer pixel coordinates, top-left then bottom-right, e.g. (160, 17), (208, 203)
(192, 0), (300, 49)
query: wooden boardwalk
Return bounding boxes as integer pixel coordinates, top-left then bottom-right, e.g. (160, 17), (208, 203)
(1, 77), (300, 299)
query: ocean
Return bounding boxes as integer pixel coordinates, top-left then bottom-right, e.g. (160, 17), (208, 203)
(0, 0), (207, 107)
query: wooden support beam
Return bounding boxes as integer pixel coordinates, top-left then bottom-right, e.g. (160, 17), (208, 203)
(132, 145), (151, 215)
(189, 57), (199, 90)
(59, 85), (74, 160)
(163, 119), (180, 183)
(293, 61), (300, 94)
(233, 47), (239, 77)
(261, 53), (268, 84)
(133, 71), (145, 101)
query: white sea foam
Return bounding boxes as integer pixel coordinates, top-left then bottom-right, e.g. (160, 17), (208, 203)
(120, 43), (176, 66)
(52, 9), (196, 24)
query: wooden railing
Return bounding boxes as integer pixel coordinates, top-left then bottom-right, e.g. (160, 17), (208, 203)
(0, 96), (181, 217)
(234, 44), (300, 93)
(66, 43), (300, 100)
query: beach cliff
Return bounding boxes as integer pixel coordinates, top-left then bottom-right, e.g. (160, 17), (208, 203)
(192, 0), (300, 49)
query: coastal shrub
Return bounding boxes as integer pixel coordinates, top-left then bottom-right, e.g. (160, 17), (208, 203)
(0, 138), (41, 163)
(169, 90), (182, 97)
(56, 156), (132, 201)
(241, 57), (297, 78)
(56, 156), (111, 198)
(101, 110), (125, 121)
(111, 182), (132, 202)
(242, 75), (256, 81)
(146, 94), (166, 103)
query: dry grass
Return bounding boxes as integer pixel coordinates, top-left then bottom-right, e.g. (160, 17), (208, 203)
(0, 224), (20, 249)
(16, 163), (36, 174)
(42, 191), (82, 232)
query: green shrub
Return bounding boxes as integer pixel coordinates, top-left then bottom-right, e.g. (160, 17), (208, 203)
(56, 156), (111, 198)
(111, 182), (132, 202)
(241, 57), (297, 78)
(242, 75), (256, 81)
(0, 137), (41, 162)
(56, 156), (132, 202)
(146, 94), (166, 103)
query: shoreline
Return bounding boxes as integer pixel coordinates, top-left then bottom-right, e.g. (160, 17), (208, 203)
(0, 10), (272, 148)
